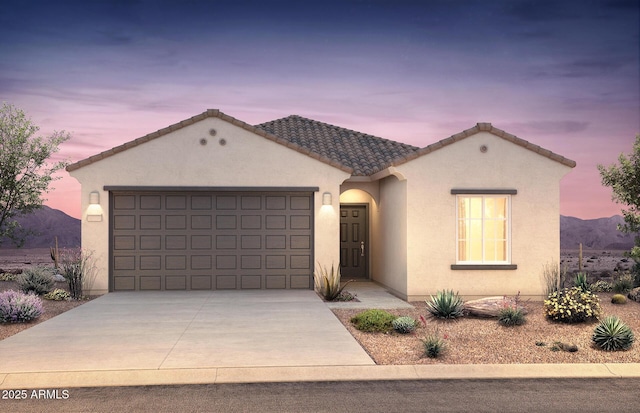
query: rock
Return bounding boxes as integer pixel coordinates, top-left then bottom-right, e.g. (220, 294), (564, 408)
(558, 342), (578, 352)
(464, 296), (528, 318)
(53, 273), (66, 282)
(628, 287), (640, 303)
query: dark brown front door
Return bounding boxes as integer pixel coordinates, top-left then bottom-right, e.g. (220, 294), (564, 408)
(340, 204), (368, 278)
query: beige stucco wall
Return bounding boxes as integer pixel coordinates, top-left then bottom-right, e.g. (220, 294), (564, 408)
(394, 132), (573, 301)
(374, 176), (408, 296)
(68, 117), (351, 294)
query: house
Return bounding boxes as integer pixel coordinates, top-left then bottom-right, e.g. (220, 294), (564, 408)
(67, 110), (576, 300)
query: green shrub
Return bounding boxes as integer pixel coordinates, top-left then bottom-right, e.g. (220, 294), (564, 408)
(422, 333), (446, 358)
(591, 280), (613, 292)
(314, 263), (353, 301)
(613, 273), (634, 294)
(43, 288), (71, 301)
(611, 294), (627, 304)
(543, 287), (602, 323)
(392, 316), (417, 334)
(592, 316), (635, 351)
(573, 272), (590, 292)
(350, 309), (396, 332)
(16, 266), (54, 295)
(498, 307), (526, 327)
(426, 289), (465, 319)
(0, 290), (43, 323)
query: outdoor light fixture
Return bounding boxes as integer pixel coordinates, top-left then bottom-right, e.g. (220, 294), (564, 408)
(322, 192), (332, 205)
(89, 191), (100, 205)
(87, 191), (103, 222)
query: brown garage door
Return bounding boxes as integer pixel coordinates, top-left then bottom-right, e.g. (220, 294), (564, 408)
(109, 190), (314, 291)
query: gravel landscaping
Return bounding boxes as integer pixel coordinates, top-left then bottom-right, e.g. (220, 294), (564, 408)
(332, 294), (640, 365)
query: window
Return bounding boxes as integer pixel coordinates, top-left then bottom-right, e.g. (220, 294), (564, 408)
(456, 195), (510, 264)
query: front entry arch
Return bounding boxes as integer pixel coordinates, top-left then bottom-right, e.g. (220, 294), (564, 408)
(340, 204), (368, 279)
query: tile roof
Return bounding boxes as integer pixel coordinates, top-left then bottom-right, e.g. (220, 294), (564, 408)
(255, 115), (419, 176)
(66, 110), (576, 174)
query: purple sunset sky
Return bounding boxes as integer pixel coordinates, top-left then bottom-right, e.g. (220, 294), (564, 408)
(1, 0), (638, 219)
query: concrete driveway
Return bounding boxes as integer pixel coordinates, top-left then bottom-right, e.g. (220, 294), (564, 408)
(0, 290), (374, 374)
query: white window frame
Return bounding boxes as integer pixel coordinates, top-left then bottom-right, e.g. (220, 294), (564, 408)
(455, 194), (512, 265)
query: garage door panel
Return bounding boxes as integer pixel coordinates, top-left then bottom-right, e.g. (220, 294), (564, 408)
(140, 195), (161, 209)
(193, 235), (213, 249)
(290, 274), (311, 289)
(140, 276), (161, 290)
(241, 255), (261, 269)
(166, 215), (186, 229)
(166, 276), (187, 290)
(191, 275), (212, 290)
(140, 215), (161, 229)
(241, 275), (262, 289)
(114, 215), (135, 230)
(114, 276), (136, 290)
(166, 195), (187, 209)
(191, 195), (212, 210)
(241, 215), (261, 229)
(166, 256), (187, 270)
(191, 255), (212, 270)
(216, 275), (237, 289)
(111, 191), (313, 291)
(266, 275), (286, 289)
(140, 256), (161, 270)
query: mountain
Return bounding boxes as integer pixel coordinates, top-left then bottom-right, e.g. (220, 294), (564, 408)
(560, 215), (636, 250)
(0, 206), (80, 248)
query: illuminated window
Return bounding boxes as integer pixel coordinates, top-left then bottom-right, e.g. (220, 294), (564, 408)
(457, 195), (510, 264)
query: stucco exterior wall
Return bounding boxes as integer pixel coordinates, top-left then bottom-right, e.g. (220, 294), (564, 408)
(69, 117), (351, 294)
(397, 132), (573, 301)
(375, 176), (408, 297)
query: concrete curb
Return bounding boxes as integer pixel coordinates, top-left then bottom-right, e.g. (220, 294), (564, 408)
(1, 363), (639, 389)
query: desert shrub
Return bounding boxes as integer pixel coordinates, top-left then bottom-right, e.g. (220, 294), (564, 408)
(612, 273), (635, 294)
(632, 262), (640, 288)
(542, 261), (566, 294)
(543, 287), (602, 323)
(0, 272), (17, 281)
(573, 272), (590, 292)
(426, 289), (465, 319)
(611, 294), (627, 304)
(592, 316), (635, 351)
(43, 288), (71, 301)
(350, 309), (396, 333)
(591, 280), (613, 292)
(392, 316), (417, 334)
(59, 248), (96, 299)
(333, 291), (356, 302)
(422, 333), (446, 358)
(0, 290), (43, 323)
(498, 307), (526, 327)
(314, 263), (353, 301)
(16, 266), (54, 295)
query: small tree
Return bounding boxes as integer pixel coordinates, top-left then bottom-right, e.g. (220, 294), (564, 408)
(0, 103), (70, 246)
(598, 136), (640, 256)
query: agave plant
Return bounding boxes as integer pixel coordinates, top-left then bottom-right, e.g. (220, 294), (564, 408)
(592, 316), (635, 351)
(314, 263), (353, 301)
(426, 289), (465, 319)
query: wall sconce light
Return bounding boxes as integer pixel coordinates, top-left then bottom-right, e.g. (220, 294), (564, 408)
(87, 191), (103, 222)
(322, 192), (332, 205)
